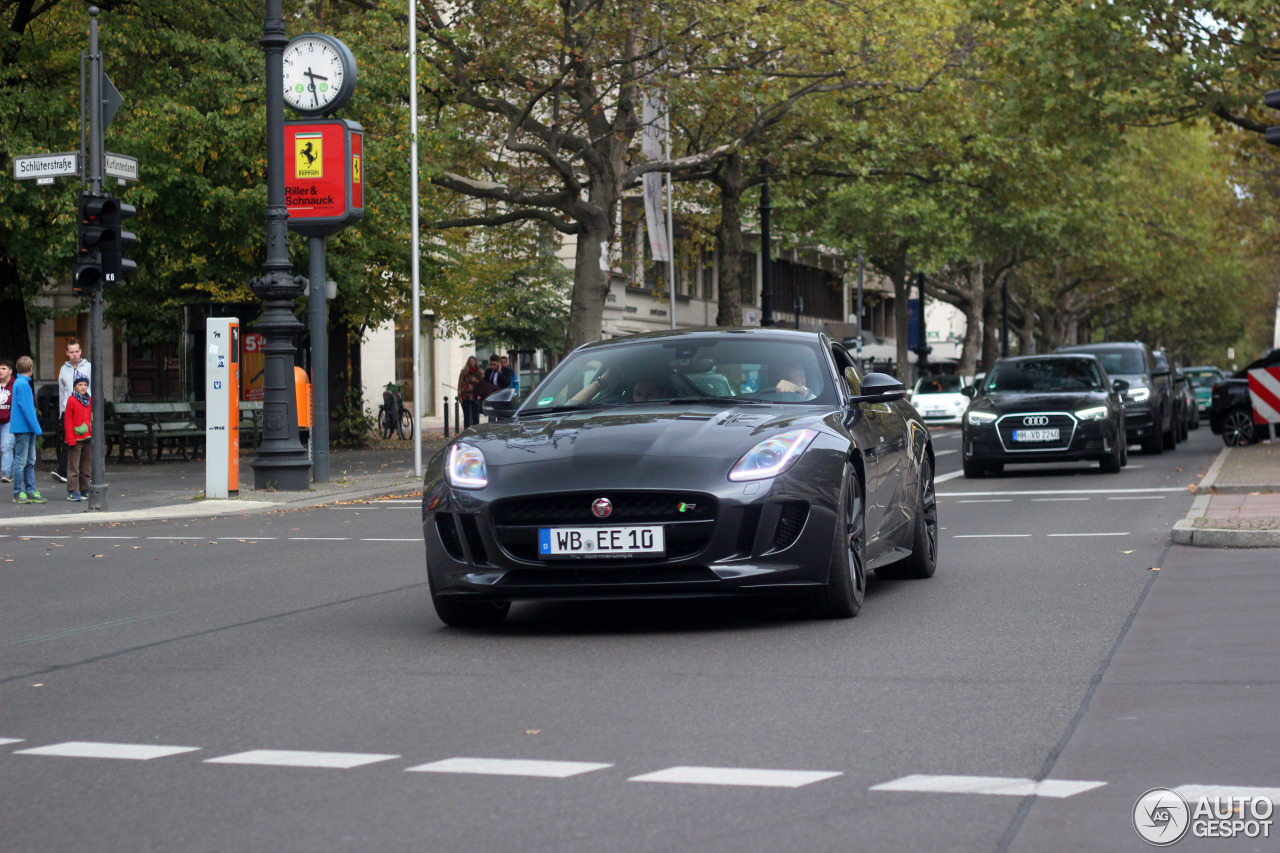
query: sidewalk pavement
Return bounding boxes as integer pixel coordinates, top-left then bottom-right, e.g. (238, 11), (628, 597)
(1, 436), (446, 528)
(1174, 437), (1280, 548)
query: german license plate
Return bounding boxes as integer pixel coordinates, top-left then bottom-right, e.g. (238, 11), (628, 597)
(539, 525), (665, 557)
(1012, 428), (1060, 442)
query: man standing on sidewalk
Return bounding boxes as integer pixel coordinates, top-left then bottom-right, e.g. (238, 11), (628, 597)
(55, 340), (91, 484)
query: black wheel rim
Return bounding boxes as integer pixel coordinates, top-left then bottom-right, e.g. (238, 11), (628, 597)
(847, 482), (866, 603)
(920, 458), (938, 564)
(1224, 411), (1254, 446)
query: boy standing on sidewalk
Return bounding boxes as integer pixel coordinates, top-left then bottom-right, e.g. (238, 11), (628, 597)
(63, 374), (92, 501)
(0, 359), (13, 483)
(55, 340), (90, 484)
(9, 356), (46, 504)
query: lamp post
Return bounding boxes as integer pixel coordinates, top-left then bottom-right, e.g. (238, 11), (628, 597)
(759, 160), (774, 327)
(250, 0), (311, 491)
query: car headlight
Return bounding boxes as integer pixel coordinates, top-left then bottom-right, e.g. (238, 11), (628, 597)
(447, 443), (488, 489)
(1126, 386), (1150, 403)
(966, 411), (997, 425)
(1075, 406), (1109, 421)
(728, 429), (818, 482)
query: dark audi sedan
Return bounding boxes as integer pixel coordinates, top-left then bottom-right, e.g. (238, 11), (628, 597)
(961, 355), (1129, 478)
(422, 329), (938, 626)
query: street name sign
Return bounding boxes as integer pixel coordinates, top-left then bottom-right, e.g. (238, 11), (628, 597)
(13, 152), (78, 185)
(105, 152), (138, 184)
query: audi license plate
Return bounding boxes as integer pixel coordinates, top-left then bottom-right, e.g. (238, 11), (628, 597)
(539, 525), (665, 557)
(1012, 428), (1060, 442)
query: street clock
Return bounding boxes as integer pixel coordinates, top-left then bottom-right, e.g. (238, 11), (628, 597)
(282, 33), (357, 116)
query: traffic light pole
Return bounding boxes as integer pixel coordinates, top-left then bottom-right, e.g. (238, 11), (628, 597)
(86, 7), (108, 511)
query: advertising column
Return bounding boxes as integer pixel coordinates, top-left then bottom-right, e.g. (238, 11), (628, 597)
(205, 318), (240, 498)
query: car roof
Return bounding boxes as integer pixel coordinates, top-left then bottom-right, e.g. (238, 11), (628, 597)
(992, 354), (1102, 364)
(1057, 342), (1146, 351)
(575, 327), (830, 353)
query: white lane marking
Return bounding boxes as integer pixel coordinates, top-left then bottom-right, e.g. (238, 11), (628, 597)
(1107, 496), (1164, 501)
(940, 487), (1188, 497)
(0, 738), (25, 746)
(16, 742), (200, 761)
(288, 537), (351, 541)
(406, 757), (611, 778)
(1176, 784), (1280, 802)
(358, 538), (419, 542)
(629, 766), (841, 788)
(217, 536), (278, 540)
(934, 470), (966, 484)
(18, 536), (71, 539)
(934, 449), (958, 456)
(957, 499), (1012, 504)
(372, 499), (420, 504)
(953, 534), (1032, 539)
(1046, 532), (1130, 537)
(80, 536), (139, 540)
(1032, 497), (1090, 502)
(870, 774), (1105, 799)
(206, 750), (399, 769)
(145, 536), (205, 540)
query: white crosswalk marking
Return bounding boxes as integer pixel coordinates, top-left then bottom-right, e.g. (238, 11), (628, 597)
(629, 766), (841, 788)
(406, 757), (612, 778)
(205, 750), (399, 769)
(15, 741), (200, 760)
(870, 774), (1105, 798)
(0, 738), (25, 746)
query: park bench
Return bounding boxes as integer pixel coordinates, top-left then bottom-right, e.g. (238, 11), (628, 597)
(104, 402), (204, 462)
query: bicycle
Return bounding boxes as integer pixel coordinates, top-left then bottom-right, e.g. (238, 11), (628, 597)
(377, 383), (413, 440)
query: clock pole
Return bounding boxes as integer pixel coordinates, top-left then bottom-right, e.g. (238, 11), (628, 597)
(249, 0), (312, 491)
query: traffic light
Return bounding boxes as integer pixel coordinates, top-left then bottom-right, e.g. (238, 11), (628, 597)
(1265, 90), (1280, 146)
(99, 196), (138, 286)
(73, 193), (109, 294)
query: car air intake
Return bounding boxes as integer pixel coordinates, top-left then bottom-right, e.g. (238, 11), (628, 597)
(770, 502), (809, 551)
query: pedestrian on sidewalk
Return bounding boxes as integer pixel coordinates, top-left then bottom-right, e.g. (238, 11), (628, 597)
(9, 356), (46, 504)
(55, 339), (91, 485)
(0, 358), (14, 483)
(457, 356), (482, 429)
(63, 374), (92, 501)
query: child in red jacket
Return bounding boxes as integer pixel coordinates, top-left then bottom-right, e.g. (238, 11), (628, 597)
(63, 374), (92, 501)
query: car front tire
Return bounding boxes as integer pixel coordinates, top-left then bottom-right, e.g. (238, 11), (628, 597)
(878, 456), (938, 581)
(812, 475), (866, 618)
(1222, 409), (1257, 447)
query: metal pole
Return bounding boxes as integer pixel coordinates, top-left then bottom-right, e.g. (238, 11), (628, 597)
(666, 125), (675, 330)
(856, 245), (864, 368)
(85, 8), (108, 512)
(759, 160), (774, 327)
(409, 0), (423, 477)
(249, 0), (311, 491)
(308, 236), (329, 482)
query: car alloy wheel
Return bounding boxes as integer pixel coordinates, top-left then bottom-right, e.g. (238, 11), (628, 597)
(1222, 409), (1257, 447)
(878, 455), (937, 580)
(812, 474), (865, 618)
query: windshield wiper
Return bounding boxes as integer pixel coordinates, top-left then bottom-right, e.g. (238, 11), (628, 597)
(517, 403), (615, 417)
(666, 396), (772, 406)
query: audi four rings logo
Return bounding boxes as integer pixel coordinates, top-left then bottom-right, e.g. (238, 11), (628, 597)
(1022, 415), (1050, 426)
(592, 497), (613, 518)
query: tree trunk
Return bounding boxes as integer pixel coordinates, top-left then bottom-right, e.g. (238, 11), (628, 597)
(0, 256), (32, 363)
(891, 253), (911, 382)
(714, 156), (746, 327)
(565, 211), (611, 354)
(981, 267), (1001, 372)
(1019, 278), (1036, 355)
(958, 260), (984, 379)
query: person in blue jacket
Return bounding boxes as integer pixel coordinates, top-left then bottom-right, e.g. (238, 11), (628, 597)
(9, 355), (46, 504)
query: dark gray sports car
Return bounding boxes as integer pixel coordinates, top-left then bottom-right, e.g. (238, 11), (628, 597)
(421, 329), (937, 627)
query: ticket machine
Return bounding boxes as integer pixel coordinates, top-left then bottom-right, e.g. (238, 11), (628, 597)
(206, 318), (240, 498)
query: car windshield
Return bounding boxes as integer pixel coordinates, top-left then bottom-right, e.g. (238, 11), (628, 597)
(1078, 349), (1146, 376)
(914, 375), (963, 395)
(521, 336), (836, 411)
(983, 358), (1104, 393)
(1185, 370), (1222, 388)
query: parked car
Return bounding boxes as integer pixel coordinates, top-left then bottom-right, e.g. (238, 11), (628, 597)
(1184, 366), (1225, 415)
(1056, 342), (1174, 453)
(1209, 348), (1280, 447)
(960, 354), (1128, 477)
(1153, 349), (1191, 442)
(908, 374), (970, 425)
(422, 328), (938, 627)
(1174, 365), (1199, 431)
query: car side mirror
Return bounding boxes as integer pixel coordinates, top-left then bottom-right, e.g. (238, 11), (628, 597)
(961, 385), (977, 398)
(1112, 379), (1130, 393)
(849, 372), (907, 405)
(481, 387), (518, 419)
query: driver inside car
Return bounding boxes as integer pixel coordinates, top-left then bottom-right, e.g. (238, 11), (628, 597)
(775, 363), (812, 398)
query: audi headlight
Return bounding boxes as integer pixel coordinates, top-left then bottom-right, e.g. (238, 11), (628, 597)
(446, 443), (488, 489)
(729, 429), (817, 482)
(966, 410), (997, 425)
(1075, 406), (1108, 421)
(1126, 386), (1150, 403)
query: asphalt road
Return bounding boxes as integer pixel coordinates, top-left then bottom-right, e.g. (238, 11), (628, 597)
(2, 425), (1275, 853)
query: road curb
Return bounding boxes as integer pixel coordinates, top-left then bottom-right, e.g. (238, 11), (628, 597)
(1171, 520), (1280, 548)
(1195, 446), (1230, 493)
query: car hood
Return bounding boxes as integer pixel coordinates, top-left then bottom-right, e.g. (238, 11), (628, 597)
(456, 403), (829, 467)
(913, 393), (968, 409)
(970, 391), (1110, 414)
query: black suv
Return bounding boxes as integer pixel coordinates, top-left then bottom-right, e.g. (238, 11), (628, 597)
(1209, 348), (1280, 446)
(1056, 342), (1174, 454)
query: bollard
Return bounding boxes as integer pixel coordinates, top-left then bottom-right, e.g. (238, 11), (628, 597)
(455, 398), (462, 432)
(443, 396), (450, 437)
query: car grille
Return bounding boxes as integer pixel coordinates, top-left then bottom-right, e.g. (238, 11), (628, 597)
(995, 412), (1077, 452)
(490, 491), (718, 564)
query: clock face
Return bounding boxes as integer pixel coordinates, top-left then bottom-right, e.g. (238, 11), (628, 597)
(282, 35), (353, 115)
